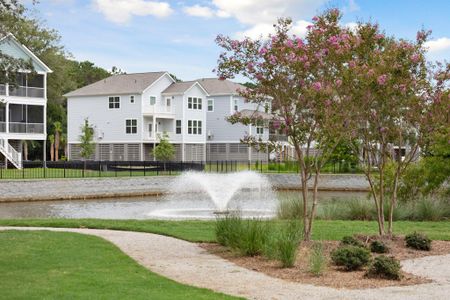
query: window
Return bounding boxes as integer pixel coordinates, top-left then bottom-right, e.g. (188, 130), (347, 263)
(130, 96), (135, 103)
(187, 97), (202, 110)
(109, 96), (120, 109)
(166, 98), (171, 107)
(256, 120), (264, 135)
(176, 120), (181, 134)
(150, 96), (156, 105)
(234, 99), (239, 111)
(187, 120), (202, 135)
(207, 99), (214, 112)
(126, 119), (137, 134)
(264, 102), (269, 113)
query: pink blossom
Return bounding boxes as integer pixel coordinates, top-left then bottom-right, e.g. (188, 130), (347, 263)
(349, 60), (356, 68)
(246, 63), (254, 72)
(272, 120), (281, 129)
(269, 55), (277, 64)
(375, 34), (384, 40)
(336, 79), (342, 87)
(296, 38), (304, 49)
(312, 16), (319, 22)
(367, 69), (375, 77)
(312, 82), (322, 91)
(306, 24), (314, 30)
(255, 73), (264, 80)
(410, 53), (420, 63)
(398, 84), (407, 93)
(325, 99), (332, 107)
(259, 47), (268, 55)
(285, 39), (294, 48)
(377, 74), (387, 85)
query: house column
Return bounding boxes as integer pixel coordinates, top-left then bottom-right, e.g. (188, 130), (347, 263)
(152, 115), (156, 161)
(5, 102), (9, 134)
(248, 124), (252, 162)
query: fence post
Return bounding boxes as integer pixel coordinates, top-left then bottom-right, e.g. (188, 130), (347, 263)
(22, 163), (25, 179)
(63, 161), (66, 178)
(260, 160), (263, 173)
(144, 162), (146, 176)
(115, 161), (117, 177)
(130, 162), (132, 177)
(43, 161), (46, 178)
(98, 162), (101, 177)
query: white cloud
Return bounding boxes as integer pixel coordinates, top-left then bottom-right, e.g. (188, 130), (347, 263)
(211, 0), (326, 26)
(344, 22), (358, 33)
(93, 0), (173, 24)
(236, 19), (311, 40)
(424, 37), (450, 53)
(346, 0), (360, 12)
(183, 5), (215, 18)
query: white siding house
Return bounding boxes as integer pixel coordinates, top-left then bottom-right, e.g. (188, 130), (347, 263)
(0, 34), (52, 168)
(66, 73), (275, 162)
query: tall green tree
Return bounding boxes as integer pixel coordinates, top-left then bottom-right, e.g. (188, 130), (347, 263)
(153, 133), (175, 171)
(79, 119), (95, 161)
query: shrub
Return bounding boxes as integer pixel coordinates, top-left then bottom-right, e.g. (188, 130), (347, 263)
(370, 240), (389, 253)
(341, 236), (365, 248)
(215, 212), (242, 249)
(405, 232), (431, 251)
(309, 242), (326, 276)
(275, 221), (303, 268)
(345, 198), (375, 221)
(237, 219), (270, 256)
(366, 255), (401, 280)
(331, 245), (371, 271)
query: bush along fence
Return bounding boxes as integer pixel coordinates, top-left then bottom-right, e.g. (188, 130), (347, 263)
(0, 159), (362, 180)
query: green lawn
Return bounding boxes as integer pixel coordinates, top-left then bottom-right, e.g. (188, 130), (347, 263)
(0, 230), (239, 300)
(1, 218), (449, 241)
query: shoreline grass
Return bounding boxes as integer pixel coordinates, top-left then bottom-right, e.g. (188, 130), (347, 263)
(0, 218), (449, 241)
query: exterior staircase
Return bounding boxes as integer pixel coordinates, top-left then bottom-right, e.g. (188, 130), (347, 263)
(0, 138), (22, 169)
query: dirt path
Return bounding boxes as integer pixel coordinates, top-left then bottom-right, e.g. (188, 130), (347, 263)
(1, 227), (449, 300)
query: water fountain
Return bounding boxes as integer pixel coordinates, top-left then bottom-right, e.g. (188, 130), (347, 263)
(147, 171), (276, 219)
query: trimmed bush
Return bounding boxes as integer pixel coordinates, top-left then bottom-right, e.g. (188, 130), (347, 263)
(341, 236), (365, 248)
(370, 240), (389, 253)
(309, 242), (326, 276)
(405, 232), (431, 251)
(366, 255), (401, 280)
(331, 245), (371, 271)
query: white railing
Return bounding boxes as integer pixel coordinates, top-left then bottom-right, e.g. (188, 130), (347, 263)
(0, 138), (22, 169)
(9, 122), (44, 134)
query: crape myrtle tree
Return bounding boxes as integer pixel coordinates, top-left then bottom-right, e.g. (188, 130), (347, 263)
(215, 10), (353, 241)
(342, 24), (449, 235)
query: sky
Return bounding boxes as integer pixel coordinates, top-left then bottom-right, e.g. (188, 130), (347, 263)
(24, 0), (450, 81)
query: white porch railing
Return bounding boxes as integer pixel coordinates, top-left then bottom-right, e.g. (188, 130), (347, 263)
(9, 122), (44, 134)
(0, 138), (22, 169)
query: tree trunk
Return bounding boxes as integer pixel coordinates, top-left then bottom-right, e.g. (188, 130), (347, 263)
(23, 142), (28, 161)
(306, 171), (320, 240)
(295, 143), (309, 240)
(50, 142), (54, 162)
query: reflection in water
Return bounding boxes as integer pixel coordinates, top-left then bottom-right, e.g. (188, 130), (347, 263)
(0, 191), (368, 220)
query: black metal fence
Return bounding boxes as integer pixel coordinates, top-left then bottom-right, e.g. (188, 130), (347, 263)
(0, 159), (361, 180)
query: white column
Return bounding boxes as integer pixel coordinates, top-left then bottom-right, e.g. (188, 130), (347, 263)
(5, 102), (9, 134)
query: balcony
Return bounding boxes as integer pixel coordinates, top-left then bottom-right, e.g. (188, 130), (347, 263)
(0, 84), (6, 96)
(9, 122), (44, 134)
(0, 122), (5, 132)
(8, 86), (44, 98)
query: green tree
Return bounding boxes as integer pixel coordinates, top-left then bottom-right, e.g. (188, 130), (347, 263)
(48, 134), (55, 162)
(79, 118), (95, 161)
(153, 133), (175, 171)
(53, 121), (62, 161)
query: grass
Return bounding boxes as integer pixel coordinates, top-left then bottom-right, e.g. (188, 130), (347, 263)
(0, 167), (179, 180)
(0, 218), (449, 241)
(0, 230), (238, 300)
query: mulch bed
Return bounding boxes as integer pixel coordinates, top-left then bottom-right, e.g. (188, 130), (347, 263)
(200, 236), (450, 289)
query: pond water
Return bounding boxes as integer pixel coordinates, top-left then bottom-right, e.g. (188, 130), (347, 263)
(0, 190), (368, 220)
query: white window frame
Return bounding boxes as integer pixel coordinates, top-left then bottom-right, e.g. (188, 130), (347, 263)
(188, 97), (193, 109)
(187, 119), (202, 135)
(108, 96), (120, 109)
(176, 119), (181, 134)
(207, 98), (214, 112)
(188, 97), (202, 110)
(256, 120), (264, 135)
(234, 98), (239, 112)
(130, 95), (135, 104)
(125, 119), (137, 134)
(149, 96), (156, 106)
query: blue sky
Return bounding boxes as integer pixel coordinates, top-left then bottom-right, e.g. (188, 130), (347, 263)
(25, 0), (450, 81)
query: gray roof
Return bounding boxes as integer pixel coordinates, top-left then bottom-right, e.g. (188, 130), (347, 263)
(161, 81), (197, 94)
(64, 72), (168, 97)
(196, 78), (245, 96)
(240, 109), (273, 120)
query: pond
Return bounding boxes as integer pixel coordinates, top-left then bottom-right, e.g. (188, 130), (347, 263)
(0, 190), (368, 220)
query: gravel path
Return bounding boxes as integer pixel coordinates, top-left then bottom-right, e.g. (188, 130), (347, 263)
(1, 227), (448, 300)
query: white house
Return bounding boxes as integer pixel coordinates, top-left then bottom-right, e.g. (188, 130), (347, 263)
(65, 72), (279, 162)
(0, 34), (52, 169)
